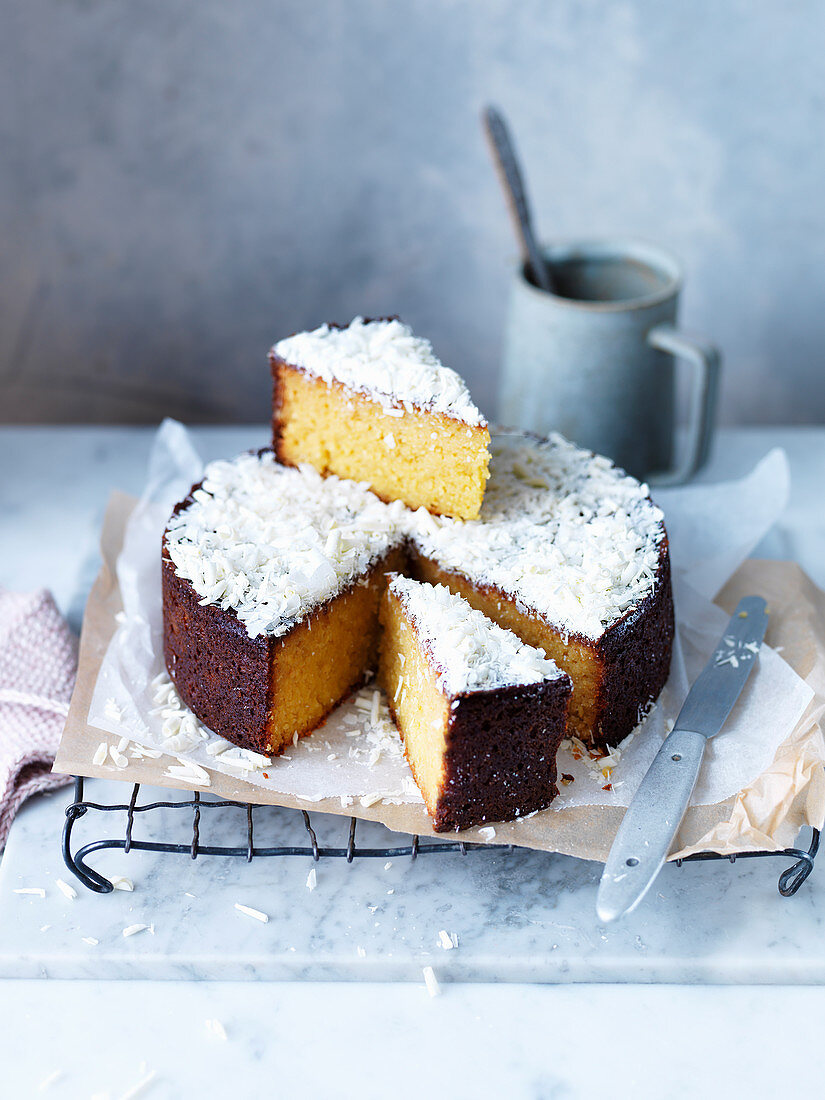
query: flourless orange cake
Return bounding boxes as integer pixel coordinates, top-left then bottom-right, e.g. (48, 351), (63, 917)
(379, 575), (572, 831)
(270, 317), (491, 520)
(163, 430), (672, 765)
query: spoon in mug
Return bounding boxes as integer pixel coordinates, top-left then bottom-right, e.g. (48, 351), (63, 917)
(482, 105), (554, 294)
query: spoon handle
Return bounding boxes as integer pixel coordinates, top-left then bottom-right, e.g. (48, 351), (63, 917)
(483, 105), (553, 294)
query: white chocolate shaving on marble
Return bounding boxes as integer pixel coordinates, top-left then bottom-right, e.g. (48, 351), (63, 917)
(273, 316), (486, 425)
(389, 574), (566, 695)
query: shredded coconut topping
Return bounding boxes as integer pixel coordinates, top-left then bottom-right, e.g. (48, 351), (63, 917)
(405, 432), (665, 640)
(165, 431), (665, 646)
(165, 450), (403, 639)
(389, 575), (565, 695)
(273, 316), (485, 426)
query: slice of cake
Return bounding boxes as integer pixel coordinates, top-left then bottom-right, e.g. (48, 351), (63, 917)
(270, 316), (491, 520)
(378, 575), (572, 832)
(162, 450), (405, 755)
(405, 431), (674, 749)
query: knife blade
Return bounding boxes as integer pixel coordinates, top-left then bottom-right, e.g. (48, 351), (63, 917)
(596, 595), (769, 923)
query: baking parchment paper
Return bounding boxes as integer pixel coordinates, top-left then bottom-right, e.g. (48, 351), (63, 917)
(54, 421), (825, 860)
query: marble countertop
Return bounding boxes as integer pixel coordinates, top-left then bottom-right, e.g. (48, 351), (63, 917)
(2, 425), (825, 1098)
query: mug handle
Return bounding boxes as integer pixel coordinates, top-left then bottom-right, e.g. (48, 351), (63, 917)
(646, 324), (721, 487)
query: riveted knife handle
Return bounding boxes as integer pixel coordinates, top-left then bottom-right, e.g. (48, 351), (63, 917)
(596, 728), (707, 923)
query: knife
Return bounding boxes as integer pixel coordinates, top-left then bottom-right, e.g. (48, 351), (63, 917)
(596, 595), (769, 923)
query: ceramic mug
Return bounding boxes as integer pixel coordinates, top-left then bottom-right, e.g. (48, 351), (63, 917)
(497, 239), (721, 485)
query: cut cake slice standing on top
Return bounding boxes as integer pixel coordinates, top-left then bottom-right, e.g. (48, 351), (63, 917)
(270, 316), (491, 520)
(378, 574), (573, 833)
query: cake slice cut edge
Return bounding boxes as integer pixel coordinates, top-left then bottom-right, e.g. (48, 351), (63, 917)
(378, 574), (573, 833)
(270, 316), (491, 520)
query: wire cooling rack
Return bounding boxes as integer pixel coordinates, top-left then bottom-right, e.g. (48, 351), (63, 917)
(62, 776), (820, 897)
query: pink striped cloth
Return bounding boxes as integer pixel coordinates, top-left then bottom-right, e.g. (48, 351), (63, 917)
(0, 588), (76, 848)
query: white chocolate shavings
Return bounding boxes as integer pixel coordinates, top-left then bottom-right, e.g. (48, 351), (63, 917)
(165, 450), (404, 640)
(405, 431), (666, 641)
(477, 826), (496, 841)
(273, 316), (486, 426)
(55, 878), (77, 900)
(389, 575), (566, 695)
(14, 887), (46, 897)
(437, 930), (458, 950)
(306, 867), (317, 891)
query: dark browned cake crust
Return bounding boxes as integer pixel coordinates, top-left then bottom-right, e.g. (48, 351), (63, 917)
(594, 542), (674, 745)
(162, 551), (272, 755)
(430, 681), (572, 833)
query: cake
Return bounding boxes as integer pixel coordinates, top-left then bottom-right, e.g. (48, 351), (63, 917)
(162, 450), (405, 755)
(162, 431), (673, 765)
(379, 575), (572, 831)
(404, 431), (673, 748)
(270, 317), (491, 520)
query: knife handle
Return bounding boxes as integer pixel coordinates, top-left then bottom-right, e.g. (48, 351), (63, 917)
(596, 728), (707, 923)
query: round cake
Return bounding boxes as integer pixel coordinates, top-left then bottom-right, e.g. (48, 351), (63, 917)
(162, 430), (673, 758)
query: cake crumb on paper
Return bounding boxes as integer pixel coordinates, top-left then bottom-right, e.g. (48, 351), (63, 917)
(422, 965), (440, 997)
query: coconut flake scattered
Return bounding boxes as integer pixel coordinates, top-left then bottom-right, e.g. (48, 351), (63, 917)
(234, 902), (269, 923)
(117, 1068), (157, 1099)
(205, 1018), (228, 1041)
(37, 1070), (63, 1092)
(422, 965), (440, 997)
(477, 826), (496, 842)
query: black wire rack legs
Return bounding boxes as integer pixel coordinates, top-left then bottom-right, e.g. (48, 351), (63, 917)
(62, 776), (820, 898)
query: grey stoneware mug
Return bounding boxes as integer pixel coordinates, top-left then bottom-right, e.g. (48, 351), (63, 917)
(498, 240), (721, 485)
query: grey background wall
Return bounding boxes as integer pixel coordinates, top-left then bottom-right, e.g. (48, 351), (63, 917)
(2, 0), (824, 426)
